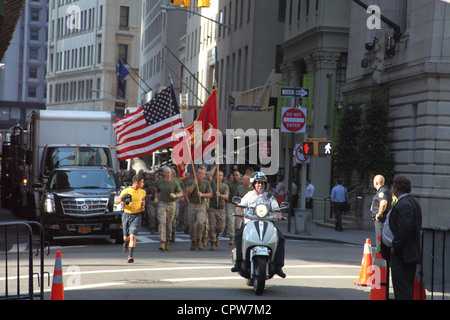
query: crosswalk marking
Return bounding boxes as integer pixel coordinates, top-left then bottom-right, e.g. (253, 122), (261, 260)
(136, 233), (229, 244)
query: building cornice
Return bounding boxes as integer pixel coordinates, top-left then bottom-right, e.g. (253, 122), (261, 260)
(343, 59), (450, 94)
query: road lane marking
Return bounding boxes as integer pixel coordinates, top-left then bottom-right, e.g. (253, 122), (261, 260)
(0, 263), (360, 281)
(162, 275), (358, 282)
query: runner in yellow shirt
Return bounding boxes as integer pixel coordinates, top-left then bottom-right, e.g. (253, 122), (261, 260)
(115, 174), (146, 263)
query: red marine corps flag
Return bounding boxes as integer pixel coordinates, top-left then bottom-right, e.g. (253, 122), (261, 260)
(113, 85), (184, 161)
(172, 88), (218, 179)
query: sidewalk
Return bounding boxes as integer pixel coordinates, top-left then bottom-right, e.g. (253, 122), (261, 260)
(278, 217), (375, 246)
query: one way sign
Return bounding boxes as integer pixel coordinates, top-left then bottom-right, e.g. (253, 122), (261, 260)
(280, 87), (310, 99)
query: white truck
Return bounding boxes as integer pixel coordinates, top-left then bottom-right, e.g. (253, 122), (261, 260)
(25, 110), (124, 220)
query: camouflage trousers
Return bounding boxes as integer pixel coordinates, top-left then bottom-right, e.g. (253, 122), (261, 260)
(157, 201), (176, 243)
(208, 207), (226, 243)
(187, 203), (207, 242)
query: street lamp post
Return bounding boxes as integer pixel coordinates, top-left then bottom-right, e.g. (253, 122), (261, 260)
(160, 5), (234, 174)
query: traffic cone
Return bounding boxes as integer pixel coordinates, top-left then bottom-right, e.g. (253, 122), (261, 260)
(353, 238), (373, 286)
(50, 251), (64, 300)
(414, 278), (426, 300)
(369, 237), (388, 300)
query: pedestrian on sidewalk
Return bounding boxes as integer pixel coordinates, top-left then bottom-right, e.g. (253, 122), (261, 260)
(155, 167), (183, 251)
(115, 174), (146, 263)
(305, 179), (314, 209)
(371, 174), (392, 242)
(382, 175), (422, 300)
(330, 179), (348, 231)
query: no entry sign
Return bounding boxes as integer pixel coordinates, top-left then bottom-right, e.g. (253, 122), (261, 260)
(281, 107), (307, 133)
(295, 143), (310, 164)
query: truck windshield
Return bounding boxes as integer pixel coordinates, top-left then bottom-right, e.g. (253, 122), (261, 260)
(44, 147), (113, 175)
(48, 170), (118, 190)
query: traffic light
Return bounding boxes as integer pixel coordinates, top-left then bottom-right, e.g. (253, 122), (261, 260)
(197, 0), (210, 7)
(302, 142), (315, 156)
(318, 141), (333, 156)
(170, 0), (191, 7)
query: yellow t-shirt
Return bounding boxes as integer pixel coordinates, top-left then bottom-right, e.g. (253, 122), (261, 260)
(120, 187), (146, 214)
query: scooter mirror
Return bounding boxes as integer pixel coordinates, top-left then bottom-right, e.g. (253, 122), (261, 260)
(232, 196), (241, 205)
(279, 202), (290, 210)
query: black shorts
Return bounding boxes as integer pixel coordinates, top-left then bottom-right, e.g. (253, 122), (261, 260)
(122, 212), (141, 237)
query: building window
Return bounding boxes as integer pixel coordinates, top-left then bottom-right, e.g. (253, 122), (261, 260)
(118, 44), (128, 64)
(30, 28), (39, 41)
(30, 48), (39, 60)
(29, 67), (38, 79)
(0, 108), (9, 121)
(335, 53), (348, 105)
(120, 6), (129, 28)
(31, 9), (40, 22)
(28, 87), (37, 98)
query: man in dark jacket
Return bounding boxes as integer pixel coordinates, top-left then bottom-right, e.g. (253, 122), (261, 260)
(383, 175), (422, 300)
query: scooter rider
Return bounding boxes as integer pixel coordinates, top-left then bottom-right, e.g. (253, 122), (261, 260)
(231, 171), (286, 278)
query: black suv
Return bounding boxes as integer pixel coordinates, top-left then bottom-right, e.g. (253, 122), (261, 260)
(40, 167), (123, 243)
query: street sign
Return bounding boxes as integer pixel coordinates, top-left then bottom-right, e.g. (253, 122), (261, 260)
(295, 143), (310, 164)
(281, 107), (307, 133)
(280, 87), (310, 99)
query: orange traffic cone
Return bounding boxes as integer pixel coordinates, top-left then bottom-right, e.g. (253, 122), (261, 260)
(354, 238), (373, 286)
(414, 278), (426, 300)
(50, 251), (64, 300)
(370, 237), (388, 300)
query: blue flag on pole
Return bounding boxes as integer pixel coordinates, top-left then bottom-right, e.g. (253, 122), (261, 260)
(116, 58), (130, 97)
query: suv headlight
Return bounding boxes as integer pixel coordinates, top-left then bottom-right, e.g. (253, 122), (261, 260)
(255, 204), (269, 217)
(44, 193), (56, 213)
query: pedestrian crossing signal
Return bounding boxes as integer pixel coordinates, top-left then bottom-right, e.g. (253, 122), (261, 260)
(302, 142), (315, 156)
(318, 141), (333, 156)
(302, 139), (333, 157)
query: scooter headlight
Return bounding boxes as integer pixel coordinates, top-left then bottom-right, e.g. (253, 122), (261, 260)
(255, 204), (269, 217)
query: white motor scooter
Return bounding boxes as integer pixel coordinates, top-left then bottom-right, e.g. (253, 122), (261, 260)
(231, 195), (289, 295)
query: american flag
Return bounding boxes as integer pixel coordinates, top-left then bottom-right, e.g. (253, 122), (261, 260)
(113, 85), (184, 161)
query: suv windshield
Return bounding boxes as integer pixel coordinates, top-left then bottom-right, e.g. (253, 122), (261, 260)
(43, 146), (113, 175)
(48, 170), (118, 190)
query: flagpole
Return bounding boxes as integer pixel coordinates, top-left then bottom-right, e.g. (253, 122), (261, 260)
(170, 75), (200, 195)
(158, 53), (204, 105)
(125, 62), (152, 93)
(215, 84), (219, 203)
(163, 44), (211, 96)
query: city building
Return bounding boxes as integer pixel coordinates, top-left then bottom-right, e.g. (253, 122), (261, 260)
(0, 0), (47, 130)
(216, 0), (285, 112)
(344, 0), (449, 227)
(279, 0), (350, 218)
(139, 0), (187, 106)
(182, 1), (219, 107)
(46, 0), (141, 116)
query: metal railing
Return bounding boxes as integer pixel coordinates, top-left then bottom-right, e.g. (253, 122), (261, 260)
(418, 226), (449, 300)
(0, 221), (50, 300)
(321, 189), (358, 226)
